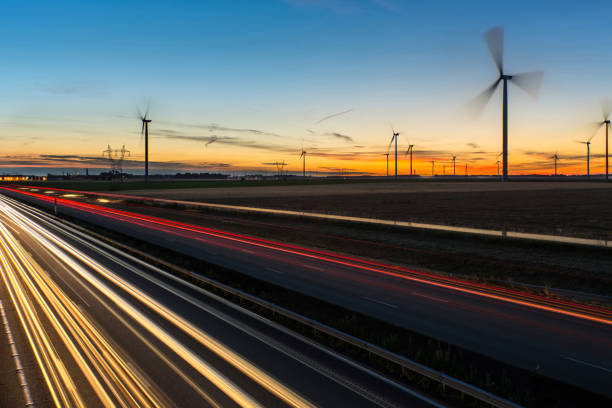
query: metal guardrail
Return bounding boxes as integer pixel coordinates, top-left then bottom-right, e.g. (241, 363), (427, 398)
(10, 185), (610, 248)
(37, 207), (524, 408)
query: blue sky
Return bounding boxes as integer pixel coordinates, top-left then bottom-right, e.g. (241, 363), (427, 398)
(2, 0), (612, 175)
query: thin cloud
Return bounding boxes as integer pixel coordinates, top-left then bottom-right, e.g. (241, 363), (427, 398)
(200, 162), (232, 168)
(205, 136), (218, 146)
(467, 142), (480, 149)
(1, 154), (198, 169)
(325, 132), (354, 142)
(42, 83), (104, 97)
(159, 131), (297, 153)
(162, 121), (281, 138)
(315, 109), (353, 124)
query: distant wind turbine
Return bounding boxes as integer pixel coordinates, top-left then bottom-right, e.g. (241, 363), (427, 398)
(299, 148), (307, 177)
(592, 99), (612, 180)
(405, 144), (414, 176)
(389, 126), (400, 179)
(552, 152), (560, 176)
(138, 107), (152, 181)
(578, 135), (596, 178)
(469, 26), (543, 182)
(383, 153), (390, 177)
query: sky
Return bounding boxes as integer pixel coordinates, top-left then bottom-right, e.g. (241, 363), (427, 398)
(2, 0), (612, 176)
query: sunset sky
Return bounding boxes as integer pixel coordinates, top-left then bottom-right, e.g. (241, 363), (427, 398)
(2, 0), (612, 176)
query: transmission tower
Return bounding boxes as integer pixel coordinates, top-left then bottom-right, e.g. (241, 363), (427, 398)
(102, 145), (131, 180)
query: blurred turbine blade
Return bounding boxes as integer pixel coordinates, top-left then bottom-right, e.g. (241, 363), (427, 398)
(465, 79), (501, 116)
(601, 98), (612, 120)
(485, 26), (504, 75)
(511, 71), (544, 97)
(140, 120), (145, 144)
(386, 136), (394, 153)
(588, 121), (604, 138)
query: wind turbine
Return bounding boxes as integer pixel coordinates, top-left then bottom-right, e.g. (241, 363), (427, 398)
(299, 148), (307, 177)
(383, 153), (390, 177)
(139, 108), (152, 181)
(389, 126), (400, 179)
(578, 135), (596, 178)
(451, 155), (457, 176)
(405, 144), (414, 176)
(552, 152), (559, 176)
(430, 160), (435, 176)
(592, 100), (612, 180)
(470, 26), (543, 182)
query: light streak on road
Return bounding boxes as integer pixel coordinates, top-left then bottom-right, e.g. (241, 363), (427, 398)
(4, 186), (610, 326)
(0, 211), (167, 407)
(0, 198), (317, 408)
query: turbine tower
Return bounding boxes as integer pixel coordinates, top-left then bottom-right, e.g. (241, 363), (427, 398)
(299, 148), (307, 177)
(388, 127), (400, 179)
(578, 135), (595, 178)
(405, 144), (414, 176)
(470, 26), (543, 182)
(383, 153), (390, 177)
(139, 108), (152, 181)
(593, 100), (612, 180)
(430, 160), (435, 176)
(552, 152), (559, 176)
(451, 155), (457, 176)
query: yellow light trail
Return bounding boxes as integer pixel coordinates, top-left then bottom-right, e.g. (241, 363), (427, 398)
(0, 199), (316, 408)
(0, 215), (173, 407)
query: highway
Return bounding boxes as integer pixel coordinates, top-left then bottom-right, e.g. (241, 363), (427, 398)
(3, 187), (612, 399)
(0, 195), (440, 408)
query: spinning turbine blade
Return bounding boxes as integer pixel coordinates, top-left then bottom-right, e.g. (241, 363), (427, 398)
(511, 71), (544, 97)
(601, 98), (612, 120)
(386, 135), (394, 153)
(588, 121), (604, 138)
(140, 120), (145, 143)
(466, 79), (501, 116)
(485, 26), (504, 74)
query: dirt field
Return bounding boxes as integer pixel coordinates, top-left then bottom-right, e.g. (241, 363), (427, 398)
(124, 181), (612, 239)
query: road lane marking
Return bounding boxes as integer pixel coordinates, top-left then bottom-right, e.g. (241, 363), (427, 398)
(564, 356), (612, 373)
(301, 263), (327, 273)
(363, 297), (398, 309)
(6, 197), (451, 408)
(8, 207), (313, 408)
(410, 292), (449, 303)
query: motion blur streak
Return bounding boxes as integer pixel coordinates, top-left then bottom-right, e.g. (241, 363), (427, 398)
(0, 199), (316, 408)
(0, 207), (167, 407)
(5, 187), (610, 326)
(0, 222), (86, 407)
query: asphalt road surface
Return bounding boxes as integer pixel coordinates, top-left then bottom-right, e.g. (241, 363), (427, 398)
(3, 187), (612, 399)
(0, 195), (440, 408)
